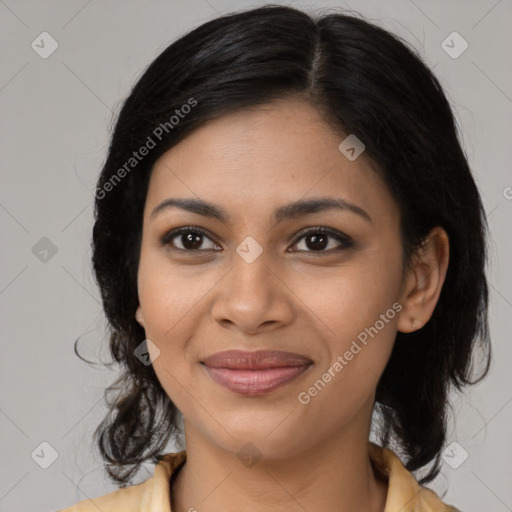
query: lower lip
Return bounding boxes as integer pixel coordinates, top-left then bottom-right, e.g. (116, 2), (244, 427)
(203, 365), (312, 396)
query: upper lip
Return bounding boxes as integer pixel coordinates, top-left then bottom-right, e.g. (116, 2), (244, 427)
(202, 350), (313, 370)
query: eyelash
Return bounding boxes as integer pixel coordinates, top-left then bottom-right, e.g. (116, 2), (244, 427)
(159, 226), (354, 254)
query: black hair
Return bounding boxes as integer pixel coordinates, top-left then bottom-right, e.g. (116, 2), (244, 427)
(81, 4), (491, 487)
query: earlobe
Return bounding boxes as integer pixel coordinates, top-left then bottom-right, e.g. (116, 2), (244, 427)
(135, 305), (145, 328)
(397, 226), (450, 333)
(397, 270), (420, 333)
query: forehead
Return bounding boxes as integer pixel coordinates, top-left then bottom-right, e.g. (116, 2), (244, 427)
(145, 98), (399, 229)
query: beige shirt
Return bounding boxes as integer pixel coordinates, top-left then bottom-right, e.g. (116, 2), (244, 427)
(58, 442), (460, 511)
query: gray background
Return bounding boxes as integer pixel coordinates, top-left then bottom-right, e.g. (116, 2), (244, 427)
(1, 1), (511, 511)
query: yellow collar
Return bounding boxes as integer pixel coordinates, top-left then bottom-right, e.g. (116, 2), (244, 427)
(60, 442), (459, 511)
(154, 442), (458, 511)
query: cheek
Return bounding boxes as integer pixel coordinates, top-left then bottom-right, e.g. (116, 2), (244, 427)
(137, 251), (213, 340)
(295, 313), (398, 436)
(136, 264), (204, 398)
(289, 246), (401, 395)
(291, 255), (401, 345)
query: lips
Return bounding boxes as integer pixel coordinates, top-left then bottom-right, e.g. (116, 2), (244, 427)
(202, 350), (313, 369)
(201, 350), (313, 396)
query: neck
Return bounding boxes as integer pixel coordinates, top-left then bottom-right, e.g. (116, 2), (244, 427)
(171, 412), (388, 512)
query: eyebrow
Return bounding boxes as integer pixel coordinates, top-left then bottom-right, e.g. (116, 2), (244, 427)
(150, 197), (372, 224)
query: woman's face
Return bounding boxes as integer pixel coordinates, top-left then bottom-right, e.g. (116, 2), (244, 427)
(136, 97), (408, 458)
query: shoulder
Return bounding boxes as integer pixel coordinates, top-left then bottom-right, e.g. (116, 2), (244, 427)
(368, 442), (460, 512)
(56, 480), (152, 512)
(56, 451), (187, 512)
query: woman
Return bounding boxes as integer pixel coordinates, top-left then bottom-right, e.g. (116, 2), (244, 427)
(59, 5), (491, 511)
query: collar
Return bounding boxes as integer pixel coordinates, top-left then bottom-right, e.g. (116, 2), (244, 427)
(148, 442), (458, 512)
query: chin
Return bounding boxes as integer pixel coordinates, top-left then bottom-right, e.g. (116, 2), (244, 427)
(207, 418), (310, 462)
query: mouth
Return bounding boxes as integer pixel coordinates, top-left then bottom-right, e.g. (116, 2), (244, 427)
(201, 350), (314, 396)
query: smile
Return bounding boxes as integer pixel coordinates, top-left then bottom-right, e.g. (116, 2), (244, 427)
(201, 350), (313, 396)
(202, 365), (313, 396)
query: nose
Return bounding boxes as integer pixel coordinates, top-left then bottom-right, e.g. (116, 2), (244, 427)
(210, 249), (295, 335)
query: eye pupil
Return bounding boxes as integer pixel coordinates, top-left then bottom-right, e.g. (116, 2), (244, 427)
(182, 233), (203, 250)
(306, 233), (328, 251)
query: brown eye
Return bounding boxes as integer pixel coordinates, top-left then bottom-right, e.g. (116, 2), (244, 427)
(161, 227), (220, 251)
(291, 227), (353, 253)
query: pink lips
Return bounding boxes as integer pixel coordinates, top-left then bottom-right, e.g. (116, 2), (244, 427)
(202, 350), (313, 396)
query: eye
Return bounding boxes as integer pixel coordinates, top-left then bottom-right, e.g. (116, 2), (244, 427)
(290, 227), (353, 253)
(160, 226), (221, 251)
(160, 226), (353, 254)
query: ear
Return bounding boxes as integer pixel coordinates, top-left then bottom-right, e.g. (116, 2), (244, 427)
(135, 305), (145, 328)
(397, 226), (450, 333)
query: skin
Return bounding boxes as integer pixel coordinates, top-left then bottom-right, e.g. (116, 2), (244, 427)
(135, 97), (450, 512)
